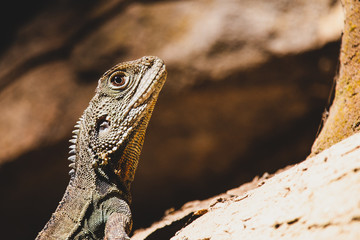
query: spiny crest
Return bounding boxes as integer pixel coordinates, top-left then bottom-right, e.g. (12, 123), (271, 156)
(67, 117), (82, 179)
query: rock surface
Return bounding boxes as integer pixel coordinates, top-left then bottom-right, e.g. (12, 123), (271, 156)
(311, 0), (360, 155)
(133, 133), (360, 239)
(0, 0), (344, 239)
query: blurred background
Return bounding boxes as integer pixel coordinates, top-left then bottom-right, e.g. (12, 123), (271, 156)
(0, 0), (343, 238)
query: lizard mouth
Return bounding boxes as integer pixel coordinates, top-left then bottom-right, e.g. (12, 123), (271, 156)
(132, 60), (166, 108)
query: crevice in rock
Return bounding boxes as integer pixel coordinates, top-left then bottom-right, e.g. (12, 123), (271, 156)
(142, 213), (195, 240)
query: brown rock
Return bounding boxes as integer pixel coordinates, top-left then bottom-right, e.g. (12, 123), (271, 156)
(311, 0), (360, 155)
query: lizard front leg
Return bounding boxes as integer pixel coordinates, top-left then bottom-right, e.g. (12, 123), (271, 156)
(104, 212), (132, 240)
(101, 196), (132, 240)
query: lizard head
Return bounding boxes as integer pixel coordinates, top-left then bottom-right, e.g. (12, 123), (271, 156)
(69, 56), (166, 187)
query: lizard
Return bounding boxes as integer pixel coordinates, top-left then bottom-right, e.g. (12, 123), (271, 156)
(36, 56), (167, 240)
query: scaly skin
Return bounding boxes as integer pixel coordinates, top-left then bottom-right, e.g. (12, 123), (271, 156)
(36, 56), (167, 240)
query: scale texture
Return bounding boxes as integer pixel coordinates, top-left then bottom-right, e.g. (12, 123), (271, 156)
(36, 56), (167, 240)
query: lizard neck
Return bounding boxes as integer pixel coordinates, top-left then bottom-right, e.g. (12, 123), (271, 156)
(71, 115), (133, 203)
(36, 132), (97, 240)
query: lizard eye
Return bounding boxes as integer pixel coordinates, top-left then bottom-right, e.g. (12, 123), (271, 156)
(109, 71), (129, 90)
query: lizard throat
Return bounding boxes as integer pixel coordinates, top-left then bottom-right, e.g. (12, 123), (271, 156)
(98, 98), (157, 191)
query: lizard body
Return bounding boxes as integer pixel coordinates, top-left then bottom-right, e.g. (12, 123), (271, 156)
(36, 56), (167, 240)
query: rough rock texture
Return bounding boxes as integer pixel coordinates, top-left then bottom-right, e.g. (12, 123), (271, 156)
(133, 133), (360, 240)
(311, 0), (360, 155)
(0, 0), (343, 239)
